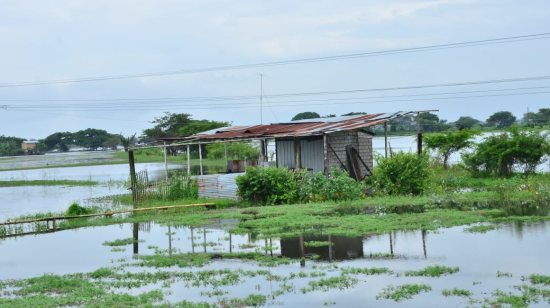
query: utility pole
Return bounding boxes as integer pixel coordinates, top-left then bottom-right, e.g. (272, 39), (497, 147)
(259, 74), (263, 125)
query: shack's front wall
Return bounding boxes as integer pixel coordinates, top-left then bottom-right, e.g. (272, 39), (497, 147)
(326, 131), (373, 177)
(276, 131), (373, 176)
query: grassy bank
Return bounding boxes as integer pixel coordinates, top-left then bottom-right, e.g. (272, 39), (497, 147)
(0, 180), (98, 187)
(0, 152), (226, 172)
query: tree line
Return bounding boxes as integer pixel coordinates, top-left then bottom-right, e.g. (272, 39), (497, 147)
(292, 109), (550, 134)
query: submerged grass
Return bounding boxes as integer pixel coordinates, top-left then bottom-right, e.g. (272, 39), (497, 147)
(442, 288), (472, 297)
(102, 238), (143, 247)
(405, 265), (459, 277)
(376, 284), (432, 301)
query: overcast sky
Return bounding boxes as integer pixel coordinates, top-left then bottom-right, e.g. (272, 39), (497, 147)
(1, 0), (549, 140)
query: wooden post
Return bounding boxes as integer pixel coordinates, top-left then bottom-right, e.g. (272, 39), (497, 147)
(417, 112), (422, 156)
(259, 140), (266, 165)
(224, 140), (229, 172)
(163, 142), (168, 181)
(229, 233), (232, 253)
(323, 134), (329, 175)
(294, 137), (301, 170)
(128, 150), (137, 204)
(187, 145), (190, 175)
(52, 218), (56, 232)
(198, 142), (203, 175)
(384, 122), (388, 158)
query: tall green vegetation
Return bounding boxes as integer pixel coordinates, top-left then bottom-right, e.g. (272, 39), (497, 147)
(0, 135), (24, 156)
(235, 167), (366, 205)
(462, 126), (550, 177)
(370, 151), (431, 196)
(236, 167), (302, 205)
(206, 141), (259, 160)
(423, 129), (480, 169)
(454, 116), (481, 129)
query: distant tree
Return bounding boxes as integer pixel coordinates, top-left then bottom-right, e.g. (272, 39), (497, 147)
(322, 114), (336, 118)
(102, 135), (120, 150)
(486, 111), (516, 129)
(454, 116), (481, 129)
(143, 112), (193, 140)
(44, 132), (73, 152)
(341, 112), (367, 116)
(423, 129), (481, 169)
(417, 113), (451, 132)
(179, 120), (230, 136)
(291, 112), (321, 121)
(0, 135), (25, 145)
(73, 128), (112, 150)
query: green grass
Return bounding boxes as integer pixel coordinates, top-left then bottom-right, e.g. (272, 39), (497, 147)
(303, 241), (332, 247)
(405, 265), (459, 277)
(0, 180), (98, 187)
(442, 288), (472, 297)
(376, 284), (432, 301)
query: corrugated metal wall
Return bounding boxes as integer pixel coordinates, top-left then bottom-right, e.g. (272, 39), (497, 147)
(300, 138), (324, 173)
(276, 140), (295, 169)
(197, 173), (239, 200)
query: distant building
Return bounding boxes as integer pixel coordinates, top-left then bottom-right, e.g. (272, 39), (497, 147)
(21, 141), (38, 152)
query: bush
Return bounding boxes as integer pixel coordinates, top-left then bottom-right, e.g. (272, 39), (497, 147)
(235, 167), (304, 205)
(301, 168), (366, 202)
(66, 202), (91, 216)
(462, 126), (550, 177)
(370, 151), (431, 196)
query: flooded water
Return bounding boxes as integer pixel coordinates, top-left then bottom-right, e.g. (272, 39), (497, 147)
(0, 150), (122, 170)
(1, 220), (549, 307)
(0, 185), (127, 220)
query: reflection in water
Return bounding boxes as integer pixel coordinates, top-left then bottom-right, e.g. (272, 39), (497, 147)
(280, 234), (364, 261)
(133, 223), (139, 255)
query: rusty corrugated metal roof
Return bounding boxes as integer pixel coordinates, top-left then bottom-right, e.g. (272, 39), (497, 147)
(158, 111), (425, 141)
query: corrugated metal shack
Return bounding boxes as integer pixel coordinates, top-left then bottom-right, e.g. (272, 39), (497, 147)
(152, 111), (432, 199)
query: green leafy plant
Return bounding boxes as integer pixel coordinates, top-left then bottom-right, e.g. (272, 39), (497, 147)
(423, 129), (481, 169)
(66, 202), (91, 216)
(462, 126), (550, 177)
(370, 150), (432, 196)
(235, 167), (305, 205)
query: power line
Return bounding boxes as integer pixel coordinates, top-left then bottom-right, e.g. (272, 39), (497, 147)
(8, 84), (550, 109)
(5, 75), (550, 106)
(10, 90), (550, 111)
(1, 32), (550, 88)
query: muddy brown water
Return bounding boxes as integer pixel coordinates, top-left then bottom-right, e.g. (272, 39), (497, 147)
(1, 220), (548, 307)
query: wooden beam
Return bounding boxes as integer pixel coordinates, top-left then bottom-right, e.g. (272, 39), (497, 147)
(198, 142), (203, 175)
(187, 145), (190, 175)
(384, 122), (388, 158)
(0, 203), (216, 226)
(294, 137), (301, 170)
(163, 141), (168, 181)
(224, 140), (229, 172)
(128, 150), (137, 203)
(323, 134), (329, 175)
